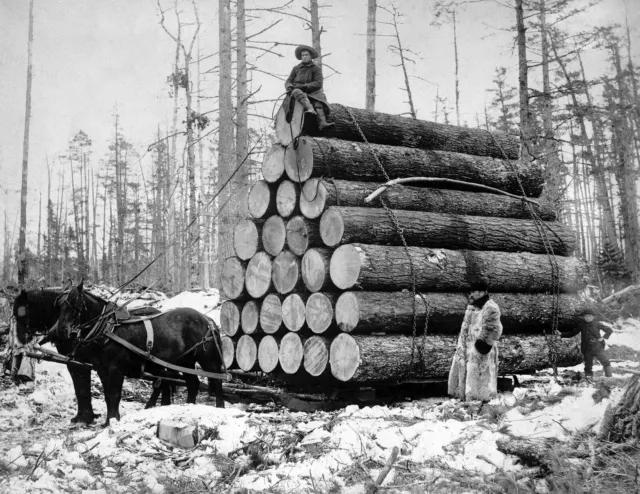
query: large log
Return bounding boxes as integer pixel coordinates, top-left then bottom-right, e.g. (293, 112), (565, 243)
(303, 336), (330, 377)
(276, 180), (300, 218)
(245, 252), (273, 298)
(241, 300), (261, 335)
(258, 335), (280, 373)
(286, 137), (542, 197)
(233, 219), (263, 261)
(334, 291), (583, 334)
(262, 215), (287, 256)
(330, 244), (587, 293)
(299, 178), (557, 221)
(320, 206), (574, 255)
(286, 216), (322, 256)
(306, 292), (338, 334)
(272, 250), (304, 295)
(282, 293), (307, 332)
(220, 301), (241, 336)
(221, 336), (235, 369)
(221, 257), (246, 300)
(260, 294), (283, 334)
(329, 333), (582, 383)
(301, 247), (335, 293)
(279, 332), (304, 374)
(262, 144), (286, 183)
(236, 335), (259, 372)
(286, 104), (521, 159)
(248, 181), (277, 219)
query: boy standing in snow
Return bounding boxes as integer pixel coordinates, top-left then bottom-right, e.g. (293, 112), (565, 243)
(557, 306), (613, 379)
(448, 282), (503, 402)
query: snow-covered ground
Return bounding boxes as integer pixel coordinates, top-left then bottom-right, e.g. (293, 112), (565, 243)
(1, 290), (638, 494)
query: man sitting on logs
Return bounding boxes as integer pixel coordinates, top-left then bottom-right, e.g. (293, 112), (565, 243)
(557, 306), (613, 381)
(448, 282), (503, 402)
(285, 45), (335, 131)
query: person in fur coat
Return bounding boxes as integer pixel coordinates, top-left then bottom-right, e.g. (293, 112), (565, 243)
(448, 282), (503, 402)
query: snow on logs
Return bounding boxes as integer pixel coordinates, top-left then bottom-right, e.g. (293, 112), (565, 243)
(319, 207), (575, 255)
(328, 333), (582, 383)
(329, 244), (586, 293)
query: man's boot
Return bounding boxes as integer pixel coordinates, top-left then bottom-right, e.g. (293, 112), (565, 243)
(299, 95), (317, 115)
(604, 365), (613, 378)
(315, 105), (335, 131)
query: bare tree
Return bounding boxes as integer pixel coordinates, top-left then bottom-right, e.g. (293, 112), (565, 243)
(515, 0), (533, 150)
(366, 0), (377, 110)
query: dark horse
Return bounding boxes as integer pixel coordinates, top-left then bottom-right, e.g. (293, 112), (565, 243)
(55, 281), (225, 426)
(13, 287), (174, 424)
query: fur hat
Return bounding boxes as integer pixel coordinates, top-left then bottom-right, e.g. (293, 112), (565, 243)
(295, 45), (318, 60)
(469, 281), (489, 292)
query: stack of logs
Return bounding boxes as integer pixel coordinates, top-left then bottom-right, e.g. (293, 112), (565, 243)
(219, 103), (584, 385)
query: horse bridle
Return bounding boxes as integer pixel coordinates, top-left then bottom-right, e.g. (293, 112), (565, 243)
(55, 291), (87, 337)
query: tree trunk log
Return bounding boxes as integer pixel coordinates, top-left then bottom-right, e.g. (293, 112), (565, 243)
(599, 374), (640, 442)
(299, 178), (556, 221)
(274, 101), (305, 148)
(306, 292), (338, 334)
(320, 206), (574, 255)
(248, 181), (277, 219)
(303, 336), (330, 377)
(258, 335), (280, 373)
(241, 300), (261, 335)
(272, 250), (304, 295)
(236, 334), (259, 372)
(282, 293), (307, 332)
(259, 293), (283, 334)
(329, 333), (582, 383)
(301, 247), (335, 293)
(284, 136), (314, 182)
(286, 216), (322, 256)
(262, 215), (287, 256)
(495, 438), (558, 468)
(220, 300), (241, 336)
(221, 335), (235, 369)
(330, 244), (586, 293)
(276, 180), (300, 218)
(279, 332), (304, 374)
(221, 257), (247, 300)
(262, 144), (286, 183)
(245, 251), (273, 298)
(233, 219), (263, 261)
(289, 136), (542, 197)
(289, 104), (521, 159)
(334, 291), (583, 334)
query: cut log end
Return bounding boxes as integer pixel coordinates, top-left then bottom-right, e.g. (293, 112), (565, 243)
(262, 144), (286, 183)
(284, 137), (313, 183)
(279, 332), (304, 374)
(236, 335), (258, 372)
(299, 178), (328, 219)
(241, 300), (260, 334)
(319, 207), (344, 247)
(221, 336), (235, 369)
(248, 181), (275, 219)
(275, 103), (305, 147)
(306, 293), (334, 334)
(233, 220), (261, 261)
(258, 335), (279, 373)
(329, 244), (361, 290)
(262, 215), (287, 256)
(303, 336), (329, 377)
(221, 257), (246, 300)
(301, 248), (332, 292)
(260, 293), (283, 334)
(286, 216), (318, 256)
(335, 292), (360, 333)
(282, 293), (307, 332)
(272, 250), (302, 295)
(245, 252), (273, 298)
(220, 301), (241, 336)
(276, 180), (300, 218)
(329, 333), (360, 382)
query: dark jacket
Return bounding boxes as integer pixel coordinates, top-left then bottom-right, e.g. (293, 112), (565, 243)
(560, 319), (613, 354)
(285, 61), (330, 111)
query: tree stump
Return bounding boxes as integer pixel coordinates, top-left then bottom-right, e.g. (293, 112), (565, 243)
(599, 374), (640, 443)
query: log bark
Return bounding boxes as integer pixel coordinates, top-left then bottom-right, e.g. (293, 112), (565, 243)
(289, 137), (542, 197)
(221, 257), (247, 300)
(241, 300), (261, 335)
(306, 292), (338, 334)
(260, 293), (283, 334)
(236, 334), (259, 371)
(334, 291), (583, 334)
(262, 215), (287, 256)
(495, 438), (558, 468)
(279, 332), (304, 374)
(220, 300), (241, 336)
(233, 219), (263, 261)
(299, 178), (556, 221)
(599, 374), (640, 442)
(276, 180), (300, 218)
(329, 333), (582, 383)
(272, 250), (304, 295)
(282, 293), (307, 332)
(293, 104), (520, 159)
(245, 251), (273, 298)
(221, 336), (235, 369)
(248, 180), (277, 219)
(286, 216), (322, 256)
(329, 244), (587, 293)
(258, 335), (280, 373)
(301, 247), (335, 293)
(262, 144), (286, 183)
(319, 206), (574, 255)
(303, 336), (330, 377)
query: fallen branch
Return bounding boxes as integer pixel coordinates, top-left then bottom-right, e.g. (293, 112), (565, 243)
(365, 446), (400, 493)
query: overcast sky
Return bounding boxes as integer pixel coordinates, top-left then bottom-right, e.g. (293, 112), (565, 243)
(1, 0), (638, 252)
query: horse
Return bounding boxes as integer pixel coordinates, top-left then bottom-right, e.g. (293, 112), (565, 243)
(55, 280), (225, 426)
(13, 287), (174, 424)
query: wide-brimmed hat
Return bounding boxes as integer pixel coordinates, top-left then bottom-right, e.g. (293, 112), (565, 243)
(295, 45), (318, 60)
(579, 306), (597, 316)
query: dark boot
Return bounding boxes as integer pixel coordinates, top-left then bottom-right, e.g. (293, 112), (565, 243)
(299, 95), (317, 115)
(603, 365), (613, 378)
(315, 105), (335, 131)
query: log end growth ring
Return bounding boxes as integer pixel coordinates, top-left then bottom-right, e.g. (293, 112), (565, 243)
(306, 292), (334, 334)
(284, 138), (313, 183)
(330, 333), (360, 382)
(221, 336), (235, 369)
(319, 207), (344, 247)
(302, 248), (328, 292)
(248, 181), (273, 219)
(276, 180), (299, 218)
(272, 250), (300, 295)
(260, 294), (283, 334)
(262, 215), (287, 256)
(246, 252), (273, 298)
(304, 336), (329, 377)
(258, 335), (279, 373)
(279, 332), (303, 374)
(241, 300), (260, 334)
(335, 292), (360, 333)
(286, 216), (311, 256)
(330, 244), (362, 290)
(262, 144), (286, 183)
(234, 220), (260, 260)
(236, 335), (258, 372)
(220, 300), (241, 336)
(282, 293), (306, 332)
(300, 178), (328, 219)
(221, 257), (246, 299)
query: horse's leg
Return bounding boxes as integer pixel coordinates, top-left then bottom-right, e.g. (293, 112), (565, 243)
(160, 382), (173, 406)
(196, 340), (225, 409)
(144, 383), (162, 409)
(94, 366), (113, 428)
(67, 365), (98, 424)
(184, 374), (200, 404)
(210, 377), (224, 409)
(106, 363), (125, 422)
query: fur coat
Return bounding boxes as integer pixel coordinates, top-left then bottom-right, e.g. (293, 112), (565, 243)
(448, 295), (503, 402)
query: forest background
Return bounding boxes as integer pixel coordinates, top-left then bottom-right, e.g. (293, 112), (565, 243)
(1, 0), (638, 295)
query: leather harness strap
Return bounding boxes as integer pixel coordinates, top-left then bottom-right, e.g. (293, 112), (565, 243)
(140, 317), (154, 353)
